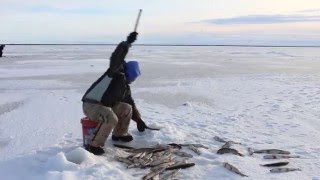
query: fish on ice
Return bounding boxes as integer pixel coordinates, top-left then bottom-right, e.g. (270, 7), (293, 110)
(254, 149), (290, 155)
(260, 161), (289, 167)
(223, 162), (248, 177)
(270, 168), (302, 173)
(263, 154), (300, 159)
(217, 148), (244, 157)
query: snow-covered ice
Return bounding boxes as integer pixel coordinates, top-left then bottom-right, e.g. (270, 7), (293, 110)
(0, 45), (320, 179)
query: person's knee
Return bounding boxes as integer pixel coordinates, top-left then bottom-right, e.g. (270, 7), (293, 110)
(96, 106), (118, 126)
(108, 111), (118, 126)
(126, 107), (132, 119)
(118, 103), (132, 119)
(123, 104), (132, 117)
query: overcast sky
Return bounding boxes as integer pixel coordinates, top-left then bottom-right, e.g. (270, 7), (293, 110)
(1, 0), (320, 45)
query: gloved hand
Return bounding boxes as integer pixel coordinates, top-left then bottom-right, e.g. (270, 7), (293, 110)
(137, 119), (147, 132)
(127, 32), (138, 44)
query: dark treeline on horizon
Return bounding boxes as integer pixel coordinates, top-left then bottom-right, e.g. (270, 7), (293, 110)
(2, 44), (320, 48)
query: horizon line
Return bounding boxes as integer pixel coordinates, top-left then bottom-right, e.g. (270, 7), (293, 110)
(2, 43), (320, 48)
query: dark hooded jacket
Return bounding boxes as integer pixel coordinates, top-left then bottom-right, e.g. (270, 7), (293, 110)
(82, 41), (142, 123)
(81, 71), (128, 107)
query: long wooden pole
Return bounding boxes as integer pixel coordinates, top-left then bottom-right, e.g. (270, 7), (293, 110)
(134, 9), (142, 32)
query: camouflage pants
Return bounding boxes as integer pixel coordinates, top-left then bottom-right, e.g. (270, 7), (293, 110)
(82, 102), (132, 147)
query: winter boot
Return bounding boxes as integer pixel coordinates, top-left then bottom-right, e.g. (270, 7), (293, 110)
(112, 134), (133, 142)
(85, 145), (105, 155)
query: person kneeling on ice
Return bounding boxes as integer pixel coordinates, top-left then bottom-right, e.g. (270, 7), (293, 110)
(82, 60), (142, 155)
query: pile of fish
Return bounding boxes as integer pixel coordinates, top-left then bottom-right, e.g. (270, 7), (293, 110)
(112, 136), (302, 179)
(113, 143), (207, 180)
(214, 136), (302, 177)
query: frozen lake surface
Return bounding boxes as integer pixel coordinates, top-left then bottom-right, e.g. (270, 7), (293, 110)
(0, 45), (319, 179)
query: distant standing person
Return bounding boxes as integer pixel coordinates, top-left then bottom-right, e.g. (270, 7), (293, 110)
(0, 45), (5, 57)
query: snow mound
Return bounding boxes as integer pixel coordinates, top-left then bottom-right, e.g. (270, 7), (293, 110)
(45, 152), (79, 172)
(65, 147), (95, 164)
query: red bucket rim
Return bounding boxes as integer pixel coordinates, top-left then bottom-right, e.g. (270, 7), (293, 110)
(81, 117), (98, 126)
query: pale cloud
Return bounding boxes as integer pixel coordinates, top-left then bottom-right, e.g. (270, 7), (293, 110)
(296, 9), (320, 13)
(1, 0), (320, 45)
(204, 14), (320, 25)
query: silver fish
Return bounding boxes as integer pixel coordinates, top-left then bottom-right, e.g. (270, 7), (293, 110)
(223, 162), (248, 177)
(221, 141), (241, 148)
(151, 174), (160, 180)
(189, 145), (201, 155)
(217, 148), (244, 157)
(139, 158), (151, 166)
(143, 167), (166, 180)
(270, 168), (302, 173)
(174, 151), (193, 158)
(166, 162), (195, 170)
(152, 152), (171, 162)
(163, 150), (172, 156)
(150, 156), (171, 167)
(180, 143), (209, 149)
(127, 162), (141, 169)
(129, 146), (168, 154)
(260, 161), (289, 167)
(191, 144), (209, 149)
(247, 148), (254, 156)
(132, 157), (140, 164)
(263, 154), (300, 159)
(254, 149), (290, 155)
(114, 156), (133, 164)
(139, 151), (148, 159)
(115, 149), (133, 158)
(160, 169), (181, 180)
(153, 151), (166, 158)
(214, 136), (227, 143)
(167, 143), (182, 150)
(144, 152), (153, 160)
(132, 151), (145, 158)
(150, 161), (175, 172)
(141, 158), (154, 168)
(221, 143), (231, 149)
